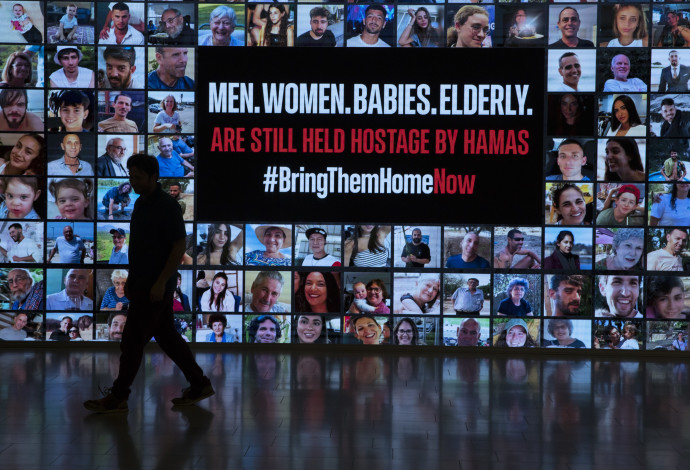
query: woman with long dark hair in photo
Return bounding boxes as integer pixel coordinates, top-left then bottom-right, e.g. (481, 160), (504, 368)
(253, 4), (293, 47)
(343, 225), (391, 267)
(399, 8), (440, 48)
(605, 95), (645, 137)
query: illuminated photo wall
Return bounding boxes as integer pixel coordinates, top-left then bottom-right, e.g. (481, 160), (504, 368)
(0, 1), (689, 353)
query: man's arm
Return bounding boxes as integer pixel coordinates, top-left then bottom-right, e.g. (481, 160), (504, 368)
(659, 70), (668, 93)
(48, 245), (58, 262)
(80, 245), (86, 263)
(12, 254), (35, 262)
(150, 237), (186, 302)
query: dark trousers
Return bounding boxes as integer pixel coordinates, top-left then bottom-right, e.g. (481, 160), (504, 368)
(22, 26), (43, 44)
(112, 290), (204, 399)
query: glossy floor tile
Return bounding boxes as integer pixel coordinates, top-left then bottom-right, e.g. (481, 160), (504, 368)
(1, 348), (689, 470)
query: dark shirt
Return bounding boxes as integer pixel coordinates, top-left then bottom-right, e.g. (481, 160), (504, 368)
(147, 70), (195, 90)
(128, 183), (187, 292)
(401, 242), (430, 268)
(660, 109), (690, 138)
(295, 30), (336, 47)
(497, 298), (532, 317)
(446, 254), (490, 269)
(550, 38), (594, 48)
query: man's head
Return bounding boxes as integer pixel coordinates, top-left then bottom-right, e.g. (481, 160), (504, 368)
(168, 183), (181, 199)
(557, 7), (580, 40)
(250, 271), (284, 312)
(669, 50), (679, 67)
(457, 318), (481, 346)
(12, 313), (27, 331)
(7, 268), (33, 302)
(62, 225), (74, 241)
(61, 133), (81, 160)
(106, 137), (126, 163)
(664, 228), (688, 255)
(548, 274), (584, 316)
(161, 8), (185, 38)
(454, 5), (489, 48)
(109, 228), (126, 250)
(411, 228), (422, 245)
(8, 222), (23, 242)
(111, 2), (131, 32)
(363, 5), (387, 37)
(108, 312), (127, 341)
(103, 47), (136, 90)
(64, 269), (91, 297)
(55, 47), (82, 75)
(506, 229), (524, 251)
(661, 98), (677, 124)
(309, 7), (330, 38)
(556, 139), (586, 180)
(111, 93), (132, 120)
(598, 275), (640, 318)
(611, 54), (631, 81)
(306, 227), (327, 256)
(158, 137), (173, 158)
(456, 232), (479, 262)
(155, 47), (188, 81)
(127, 153), (159, 195)
(55, 90), (90, 132)
(558, 52), (581, 90)
(467, 277), (479, 292)
(0, 89), (28, 129)
(248, 315), (281, 343)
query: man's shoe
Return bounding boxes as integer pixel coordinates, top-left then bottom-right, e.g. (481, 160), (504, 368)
(171, 382), (215, 406)
(83, 387), (128, 413)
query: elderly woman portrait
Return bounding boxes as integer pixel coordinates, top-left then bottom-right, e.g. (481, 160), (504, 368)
(0, 51), (34, 88)
(595, 228), (644, 270)
(205, 313), (237, 343)
(200, 5), (244, 46)
(245, 224), (292, 266)
(543, 319), (586, 348)
(494, 318), (538, 348)
(396, 274), (440, 315)
(294, 272), (340, 314)
(100, 269), (128, 311)
(497, 278), (534, 317)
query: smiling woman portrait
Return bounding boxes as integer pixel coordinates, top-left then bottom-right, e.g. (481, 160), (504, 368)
(245, 224), (292, 266)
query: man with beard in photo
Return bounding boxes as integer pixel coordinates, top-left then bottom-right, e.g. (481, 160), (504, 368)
(0, 90), (43, 131)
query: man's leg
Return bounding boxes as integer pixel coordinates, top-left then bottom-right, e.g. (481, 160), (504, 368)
(111, 292), (156, 399)
(151, 293), (213, 405)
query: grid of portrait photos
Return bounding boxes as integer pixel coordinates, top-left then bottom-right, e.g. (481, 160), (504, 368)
(0, 1), (689, 353)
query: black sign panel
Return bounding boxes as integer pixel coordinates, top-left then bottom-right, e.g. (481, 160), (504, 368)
(198, 47), (544, 224)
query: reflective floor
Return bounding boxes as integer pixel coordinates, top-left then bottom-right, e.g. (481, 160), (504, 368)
(1, 348), (689, 470)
